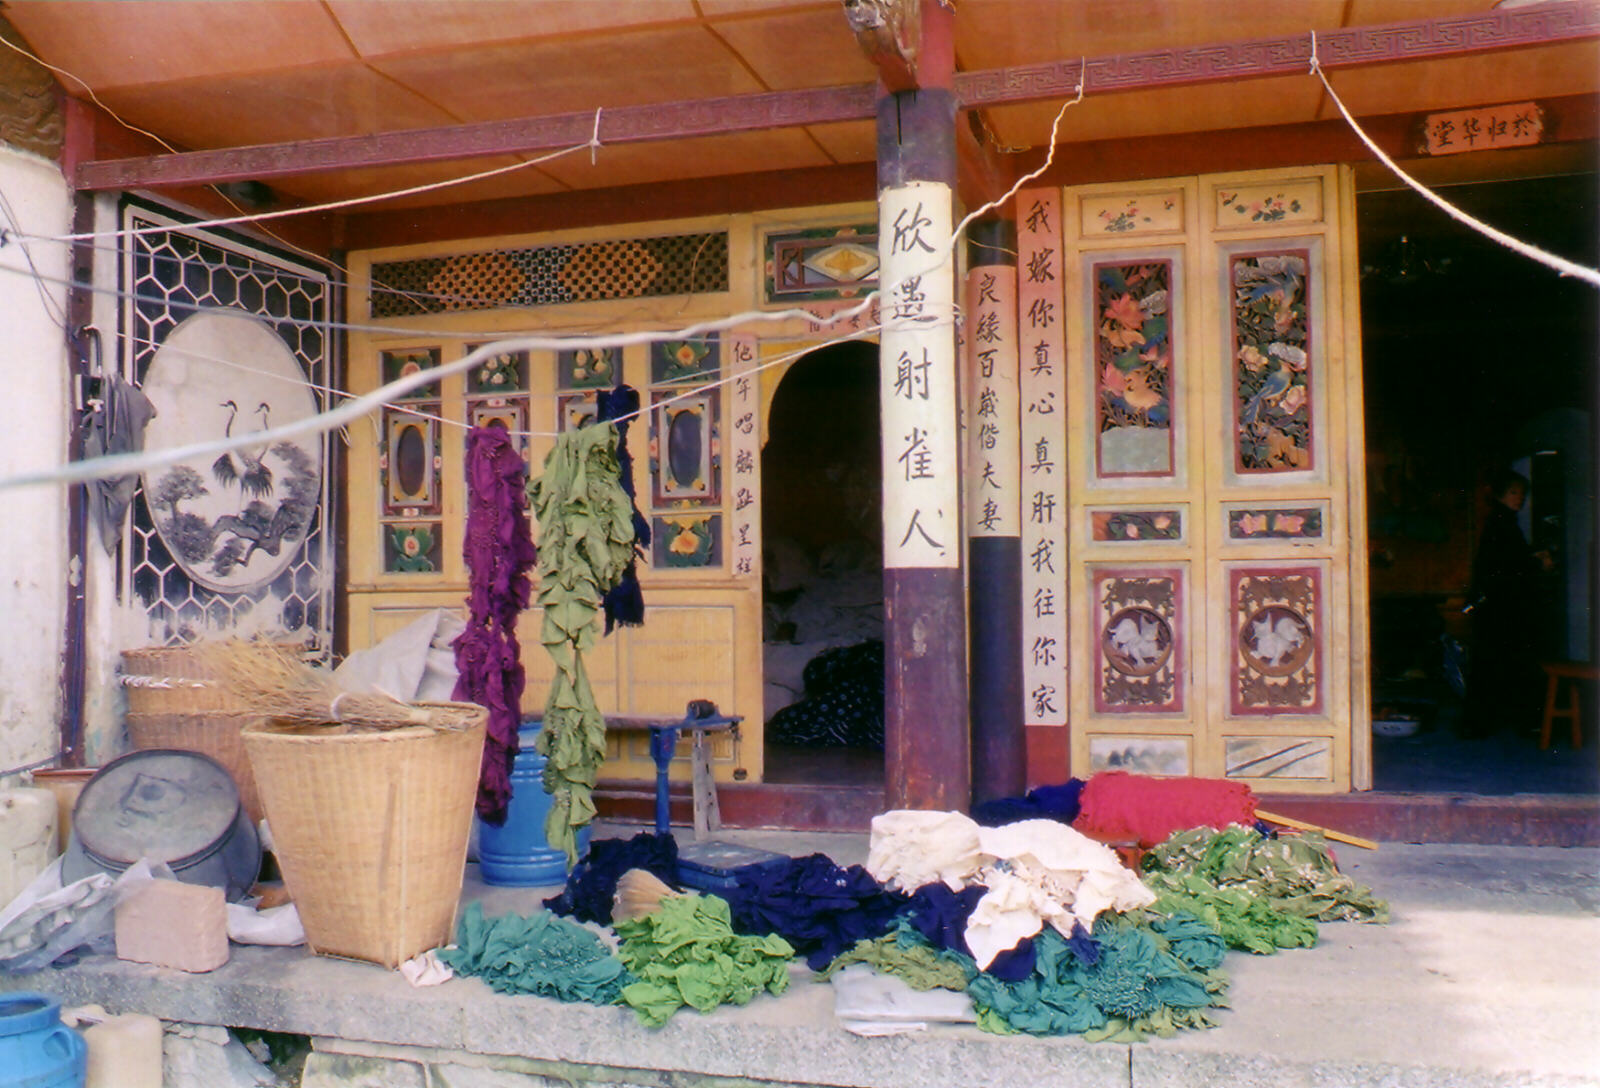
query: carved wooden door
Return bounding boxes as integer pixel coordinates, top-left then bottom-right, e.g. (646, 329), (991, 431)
(1021, 166), (1369, 792)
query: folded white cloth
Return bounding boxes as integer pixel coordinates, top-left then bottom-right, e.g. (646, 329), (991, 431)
(865, 810), (983, 892)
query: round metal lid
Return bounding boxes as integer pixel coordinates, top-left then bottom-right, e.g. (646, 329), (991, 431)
(72, 749), (241, 868)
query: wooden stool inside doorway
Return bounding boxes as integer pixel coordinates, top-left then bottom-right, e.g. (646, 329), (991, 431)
(1538, 662), (1596, 750)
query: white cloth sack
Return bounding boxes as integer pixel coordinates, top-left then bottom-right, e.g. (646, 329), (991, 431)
(332, 609), (464, 703)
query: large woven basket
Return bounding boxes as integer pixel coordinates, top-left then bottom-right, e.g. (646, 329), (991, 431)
(120, 646), (271, 823)
(242, 703), (486, 968)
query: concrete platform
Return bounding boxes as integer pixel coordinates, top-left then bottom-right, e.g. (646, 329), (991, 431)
(3, 828), (1597, 1087)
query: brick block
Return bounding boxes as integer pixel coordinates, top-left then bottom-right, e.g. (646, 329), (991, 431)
(115, 878), (229, 972)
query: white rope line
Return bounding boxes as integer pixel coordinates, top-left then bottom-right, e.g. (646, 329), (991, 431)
(121, 321), (897, 442)
(37, 141), (595, 245)
(953, 59), (1084, 240)
(590, 108), (603, 166)
(0, 312), (903, 491)
(1310, 32), (1599, 288)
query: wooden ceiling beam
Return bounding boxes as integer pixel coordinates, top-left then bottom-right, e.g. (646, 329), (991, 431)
(74, 3), (1600, 192)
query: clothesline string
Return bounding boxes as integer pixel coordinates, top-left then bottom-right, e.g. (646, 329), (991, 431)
(1308, 30), (1600, 288)
(120, 321), (899, 442)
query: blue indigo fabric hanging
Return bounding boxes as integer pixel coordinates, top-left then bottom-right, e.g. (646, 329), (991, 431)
(543, 832), (679, 925)
(971, 779), (1085, 828)
(722, 852), (905, 970)
(595, 384), (649, 633)
(453, 425), (538, 825)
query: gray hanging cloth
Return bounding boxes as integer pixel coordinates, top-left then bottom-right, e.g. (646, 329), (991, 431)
(83, 374), (158, 553)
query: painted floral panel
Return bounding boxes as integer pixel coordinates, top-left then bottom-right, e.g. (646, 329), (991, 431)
(384, 522), (442, 574)
(764, 224), (878, 303)
(1228, 507), (1323, 540)
(651, 338), (720, 386)
(652, 513), (722, 569)
(1092, 509), (1182, 542)
(558, 347), (619, 390)
(381, 347), (440, 400)
(1232, 251), (1312, 473)
(1094, 260), (1174, 477)
(466, 348), (528, 395)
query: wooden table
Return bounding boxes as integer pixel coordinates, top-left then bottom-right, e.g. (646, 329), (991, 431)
(1539, 661), (1597, 750)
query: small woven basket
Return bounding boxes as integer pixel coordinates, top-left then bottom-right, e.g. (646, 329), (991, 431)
(120, 646), (275, 823)
(242, 702), (486, 968)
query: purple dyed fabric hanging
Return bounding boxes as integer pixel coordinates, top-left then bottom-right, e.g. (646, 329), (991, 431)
(454, 426), (538, 825)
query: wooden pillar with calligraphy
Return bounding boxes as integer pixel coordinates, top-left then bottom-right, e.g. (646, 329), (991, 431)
(965, 218), (1025, 802)
(875, 0), (969, 811)
(1015, 189), (1070, 784)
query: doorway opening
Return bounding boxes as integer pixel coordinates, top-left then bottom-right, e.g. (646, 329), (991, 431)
(1359, 169), (1598, 795)
(758, 341), (884, 787)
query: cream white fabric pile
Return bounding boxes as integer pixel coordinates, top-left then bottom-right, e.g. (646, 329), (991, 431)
(866, 810), (1154, 969)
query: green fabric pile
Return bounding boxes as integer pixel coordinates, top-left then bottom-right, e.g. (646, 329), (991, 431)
(527, 424), (636, 865)
(967, 912), (1229, 1042)
(1141, 826), (1389, 954)
(819, 923), (976, 992)
(614, 892), (796, 1027)
(437, 902), (631, 1004)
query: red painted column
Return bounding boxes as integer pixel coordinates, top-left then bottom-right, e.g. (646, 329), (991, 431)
(876, 4), (969, 811)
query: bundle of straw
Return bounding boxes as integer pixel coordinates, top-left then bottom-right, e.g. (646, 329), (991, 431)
(201, 639), (464, 732)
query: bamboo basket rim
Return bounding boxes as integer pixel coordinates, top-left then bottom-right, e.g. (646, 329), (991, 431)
(243, 701), (487, 740)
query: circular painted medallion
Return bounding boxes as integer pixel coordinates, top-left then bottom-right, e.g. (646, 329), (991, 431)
(1239, 606), (1314, 676)
(140, 310), (322, 594)
(1101, 606), (1173, 676)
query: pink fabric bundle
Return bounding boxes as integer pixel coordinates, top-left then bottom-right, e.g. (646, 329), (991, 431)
(1073, 771), (1258, 846)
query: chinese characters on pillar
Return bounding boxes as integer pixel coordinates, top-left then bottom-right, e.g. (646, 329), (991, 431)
(1017, 189), (1068, 726)
(879, 182), (959, 570)
(964, 263), (1019, 538)
(727, 334), (762, 581)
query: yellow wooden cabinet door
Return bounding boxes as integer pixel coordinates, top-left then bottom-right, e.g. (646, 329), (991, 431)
(1052, 166), (1368, 792)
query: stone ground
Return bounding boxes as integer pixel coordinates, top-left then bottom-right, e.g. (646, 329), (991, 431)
(3, 825), (1598, 1087)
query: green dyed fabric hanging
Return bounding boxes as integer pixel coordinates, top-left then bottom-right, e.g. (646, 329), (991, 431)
(613, 892), (796, 1027)
(527, 424), (635, 865)
(819, 923), (977, 992)
(1142, 826), (1390, 925)
(437, 902), (631, 1004)
(1151, 881), (1319, 955)
(967, 913), (1228, 1042)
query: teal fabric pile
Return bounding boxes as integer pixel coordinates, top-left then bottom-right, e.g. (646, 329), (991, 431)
(613, 892), (796, 1027)
(1141, 826), (1389, 954)
(967, 912), (1229, 1042)
(438, 902), (631, 1004)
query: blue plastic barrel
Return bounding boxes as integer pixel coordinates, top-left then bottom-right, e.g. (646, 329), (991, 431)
(476, 725), (591, 886)
(0, 992), (86, 1088)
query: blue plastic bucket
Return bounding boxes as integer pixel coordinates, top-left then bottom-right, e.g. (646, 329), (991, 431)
(0, 992), (86, 1088)
(477, 726), (591, 886)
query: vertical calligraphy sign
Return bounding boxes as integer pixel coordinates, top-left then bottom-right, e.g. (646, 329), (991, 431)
(964, 265), (1020, 538)
(727, 333), (761, 582)
(879, 182), (960, 569)
(1017, 189), (1069, 728)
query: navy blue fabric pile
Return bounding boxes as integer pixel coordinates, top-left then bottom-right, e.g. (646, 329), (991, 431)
(542, 832), (679, 925)
(722, 852), (905, 969)
(971, 780), (1085, 828)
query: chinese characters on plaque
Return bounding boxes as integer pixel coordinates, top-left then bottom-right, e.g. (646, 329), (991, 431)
(879, 182), (959, 570)
(727, 334), (761, 581)
(1017, 189), (1068, 726)
(965, 264), (1019, 538)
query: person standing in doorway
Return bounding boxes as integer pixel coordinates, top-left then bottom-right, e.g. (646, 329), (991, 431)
(1463, 468), (1553, 738)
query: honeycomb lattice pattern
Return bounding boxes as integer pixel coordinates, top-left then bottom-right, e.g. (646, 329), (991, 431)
(122, 201), (334, 651)
(369, 231), (728, 317)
